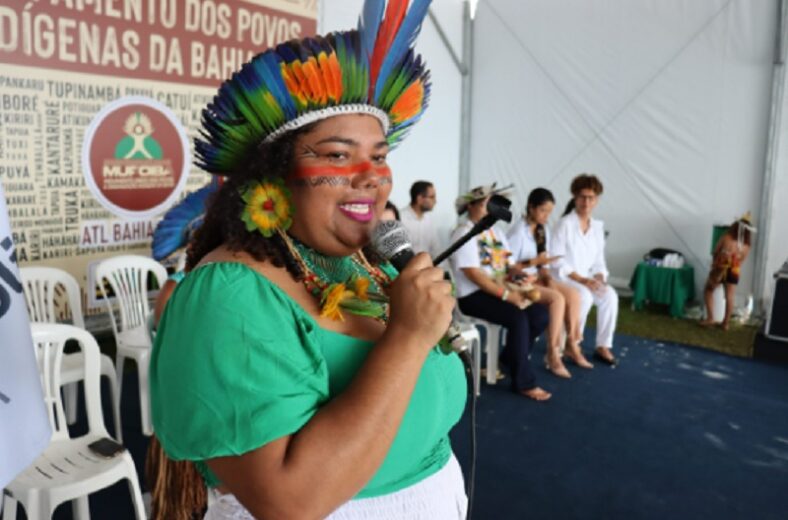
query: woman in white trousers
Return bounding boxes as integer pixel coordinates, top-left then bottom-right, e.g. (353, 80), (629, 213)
(550, 174), (619, 366)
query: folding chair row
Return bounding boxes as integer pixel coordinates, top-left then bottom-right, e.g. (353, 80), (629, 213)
(21, 256), (167, 440)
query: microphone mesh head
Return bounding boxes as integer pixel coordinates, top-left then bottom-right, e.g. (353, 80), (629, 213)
(371, 220), (412, 260)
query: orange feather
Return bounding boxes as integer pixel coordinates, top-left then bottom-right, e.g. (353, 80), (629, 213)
(289, 61), (312, 102)
(280, 63), (307, 108)
(326, 52), (343, 101)
(390, 80), (423, 123)
(302, 58), (327, 105)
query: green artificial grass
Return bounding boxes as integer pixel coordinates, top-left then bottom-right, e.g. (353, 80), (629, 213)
(588, 297), (758, 358)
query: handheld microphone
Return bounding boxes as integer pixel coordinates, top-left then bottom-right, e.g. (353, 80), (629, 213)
(371, 220), (469, 354)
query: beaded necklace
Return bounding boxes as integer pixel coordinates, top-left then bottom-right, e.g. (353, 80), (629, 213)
(279, 231), (391, 323)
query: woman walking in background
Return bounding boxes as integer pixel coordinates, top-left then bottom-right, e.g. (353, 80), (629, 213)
(701, 213), (755, 330)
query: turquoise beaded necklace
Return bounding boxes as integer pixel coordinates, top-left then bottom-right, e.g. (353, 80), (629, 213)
(284, 234), (391, 322)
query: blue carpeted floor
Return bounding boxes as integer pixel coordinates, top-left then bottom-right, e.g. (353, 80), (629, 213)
(450, 332), (788, 519)
(34, 332), (788, 519)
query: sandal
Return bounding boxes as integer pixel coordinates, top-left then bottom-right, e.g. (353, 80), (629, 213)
(564, 342), (594, 369)
(544, 353), (571, 379)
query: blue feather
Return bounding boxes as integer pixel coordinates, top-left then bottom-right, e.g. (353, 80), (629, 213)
(261, 51), (297, 120)
(374, 0), (431, 103)
(359, 0), (385, 59)
(152, 182), (219, 261)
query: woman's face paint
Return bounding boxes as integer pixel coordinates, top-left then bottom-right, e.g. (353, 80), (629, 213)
(292, 161), (392, 187)
(286, 113), (393, 256)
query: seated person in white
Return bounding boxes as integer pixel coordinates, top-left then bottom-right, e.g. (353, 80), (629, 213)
(450, 184), (552, 401)
(507, 187), (590, 377)
(549, 174), (618, 366)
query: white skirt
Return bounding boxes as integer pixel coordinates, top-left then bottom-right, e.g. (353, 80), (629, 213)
(204, 454), (467, 520)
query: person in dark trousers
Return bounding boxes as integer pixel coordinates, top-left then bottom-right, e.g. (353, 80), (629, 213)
(450, 185), (551, 401)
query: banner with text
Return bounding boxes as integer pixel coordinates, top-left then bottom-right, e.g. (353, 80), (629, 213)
(0, 0), (316, 87)
(0, 0), (317, 312)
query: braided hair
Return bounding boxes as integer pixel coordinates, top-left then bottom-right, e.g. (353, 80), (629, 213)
(526, 188), (555, 254)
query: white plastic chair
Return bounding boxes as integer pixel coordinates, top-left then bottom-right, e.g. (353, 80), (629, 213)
(95, 255), (167, 436)
(445, 269), (506, 387)
(455, 310), (506, 386)
(1, 324), (146, 520)
(456, 320), (482, 396)
(96, 255), (167, 435)
(20, 267), (123, 442)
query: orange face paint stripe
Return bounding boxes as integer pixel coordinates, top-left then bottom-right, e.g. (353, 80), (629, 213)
(294, 163), (392, 178)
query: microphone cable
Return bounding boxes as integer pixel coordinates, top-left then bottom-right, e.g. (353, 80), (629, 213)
(369, 220), (480, 518)
(458, 348), (477, 520)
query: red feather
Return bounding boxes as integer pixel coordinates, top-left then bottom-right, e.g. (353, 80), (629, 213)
(369, 0), (408, 98)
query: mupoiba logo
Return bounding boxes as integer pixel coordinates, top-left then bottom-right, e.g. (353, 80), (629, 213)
(82, 97), (191, 219)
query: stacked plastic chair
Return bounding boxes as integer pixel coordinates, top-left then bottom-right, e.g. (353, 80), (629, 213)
(20, 267), (123, 442)
(94, 256), (167, 436)
(2, 323), (146, 519)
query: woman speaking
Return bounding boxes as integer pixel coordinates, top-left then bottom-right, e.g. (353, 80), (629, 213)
(149, 1), (468, 518)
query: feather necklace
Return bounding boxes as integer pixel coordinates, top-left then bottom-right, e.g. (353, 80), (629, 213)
(279, 231), (391, 323)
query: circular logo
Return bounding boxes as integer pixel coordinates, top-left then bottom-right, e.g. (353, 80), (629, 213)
(82, 97), (191, 219)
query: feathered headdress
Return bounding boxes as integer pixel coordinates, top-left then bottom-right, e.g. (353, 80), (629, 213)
(151, 181), (220, 261)
(738, 211), (756, 231)
(195, 0), (432, 175)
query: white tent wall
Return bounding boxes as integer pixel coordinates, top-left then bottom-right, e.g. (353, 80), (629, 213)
(471, 0), (778, 307)
(320, 0), (467, 251)
(763, 121), (788, 304)
(761, 2), (788, 307)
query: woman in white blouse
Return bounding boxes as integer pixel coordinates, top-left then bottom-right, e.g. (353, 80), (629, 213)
(550, 175), (619, 366)
(508, 188), (588, 378)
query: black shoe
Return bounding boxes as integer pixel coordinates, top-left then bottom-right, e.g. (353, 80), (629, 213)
(593, 348), (617, 366)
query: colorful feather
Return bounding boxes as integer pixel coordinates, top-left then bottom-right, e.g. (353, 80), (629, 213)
(195, 0), (432, 175)
(359, 0), (386, 59)
(369, 0), (408, 99)
(374, 0), (431, 102)
(151, 181), (219, 261)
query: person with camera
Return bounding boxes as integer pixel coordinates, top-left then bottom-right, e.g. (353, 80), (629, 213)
(449, 185), (552, 401)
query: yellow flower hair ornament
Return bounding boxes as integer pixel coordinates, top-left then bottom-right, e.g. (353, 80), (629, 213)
(240, 178), (293, 237)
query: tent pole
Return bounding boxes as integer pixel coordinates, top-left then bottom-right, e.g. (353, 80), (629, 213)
(459, 0), (473, 194)
(428, 9), (467, 75)
(427, 4), (473, 194)
(753, 0), (787, 314)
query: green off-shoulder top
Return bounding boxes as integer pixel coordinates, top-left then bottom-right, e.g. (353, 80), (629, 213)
(150, 262), (467, 498)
